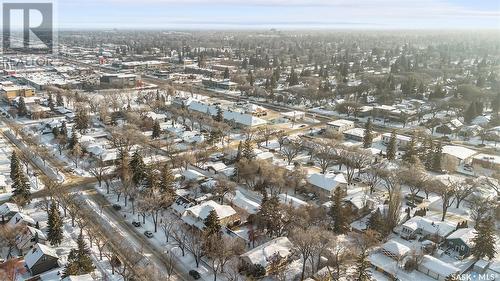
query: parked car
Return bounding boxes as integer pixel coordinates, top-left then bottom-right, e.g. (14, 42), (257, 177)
(144, 231), (153, 238)
(132, 221), (141, 227)
(112, 204), (122, 211)
(189, 270), (201, 280)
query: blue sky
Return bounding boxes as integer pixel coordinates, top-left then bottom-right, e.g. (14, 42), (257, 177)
(53, 0), (500, 29)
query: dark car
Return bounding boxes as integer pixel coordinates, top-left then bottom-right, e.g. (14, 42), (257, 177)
(144, 231), (153, 238)
(112, 204), (122, 211)
(189, 270), (201, 280)
(132, 221), (141, 227)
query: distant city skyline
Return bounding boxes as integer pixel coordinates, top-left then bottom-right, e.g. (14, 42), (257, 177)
(54, 0), (500, 30)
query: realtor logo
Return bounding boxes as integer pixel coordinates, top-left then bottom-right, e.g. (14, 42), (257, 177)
(2, 2), (53, 53)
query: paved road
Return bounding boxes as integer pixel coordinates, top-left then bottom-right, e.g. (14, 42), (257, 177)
(78, 187), (191, 281)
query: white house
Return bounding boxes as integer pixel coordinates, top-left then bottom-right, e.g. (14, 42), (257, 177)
(0, 202), (20, 223)
(381, 132), (411, 148)
(442, 145), (477, 167)
(8, 212), (36, 227)
(327, 119), (355, 133)
(181, 200), (239, 229)
(400, 216), (455, 241)
(16, 226), (48, 255)
(240, 237), (294, 273)
(307, 172), (347, 198)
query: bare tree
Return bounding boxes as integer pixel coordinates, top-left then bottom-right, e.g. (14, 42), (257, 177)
(186, 229), (205, 268)
(205, 235), (245, 281)
(432, 178), (456, 221)
(0, 225), (25, 259)
(172, 228), (188, 256)
(281, 140), (303, 165)
(87, 156), (110, 187)
(453, 179), (476, 208)
(159, 217), (177, 243)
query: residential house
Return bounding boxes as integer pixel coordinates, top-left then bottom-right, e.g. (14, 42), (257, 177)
(442, 145), (477, 168)
(400, 216), (455, 241)
(472, 153), (500, 171)
(239, 237), (294, 275)
(181, 200), (239, 229)
(343, 128), (366, 142)
(307, 172), (347, 199)
(24, 243), (59, 276)
(16, 226), (48, 255)
(8, 212), (36, 227)
(445, 228), (475, 257)
(0, 202), (20, 224)
(327, 119), (355, 133)
(381, 132), (411, 148)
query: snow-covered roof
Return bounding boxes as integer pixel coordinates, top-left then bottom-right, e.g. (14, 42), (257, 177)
(307, 172), (347, 192)
(256, 151), (274, 160)
(343, 128), (365, 138)
(446, 228), (476, 246)
(8, 212), (36, 226)
(183, 200), (236, 224)
(62, 274), (94, 281)
(182, 169), (206, 181)
(420, 255), (460, 277)
(473, 153), (500, 165)
(25, 243), (58, 269)
(327, 119), (354, 127)
(442, 145), (477, 160)
(232, 190), (260, 214)
(382, 240), (411, 257)
(206, 162), (227, 172)
(240, 237), (293, 267)
(278, 193), (308, 208)
(0, 202), (20, 215)
(402, 216), (455, 237)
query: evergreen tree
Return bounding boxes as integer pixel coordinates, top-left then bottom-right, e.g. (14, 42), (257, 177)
(68, 130), (78, 150)
(17, 97), (27, 117)
(223, 67), (230, 80)
(464, 102), (478, 124)
(235, 141), (243, 162)
(242, 58), (248, 69)
(368, 208), (383, 233)
(248, 70), (254, 86)
(214, 106), (224, 122)
(130, 151), (146, 185)
(288, 68), (299, 86)
(74, 109), (89, 133)
(353, 251), (371, 281)
(47, 93), (54, 110)
(56, 93), (64, 107)
(47, 201), (63, 246)
(330, 187), (349, 234)
(402, 134), (417, 163)
(242, 139), (255, 160)
(62, 233), (94, 278)
(204, 210), (221, 236)
(363, 118), (373, 148)
(386, 130), (397, 160)
(432, 142), (443, 172)
(12, 171), (31, 206)
(152, 120), (161, 139)
(471, 216), (497, 260)
(10, 151), (21, 182)
(159, 164), (175, 195)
